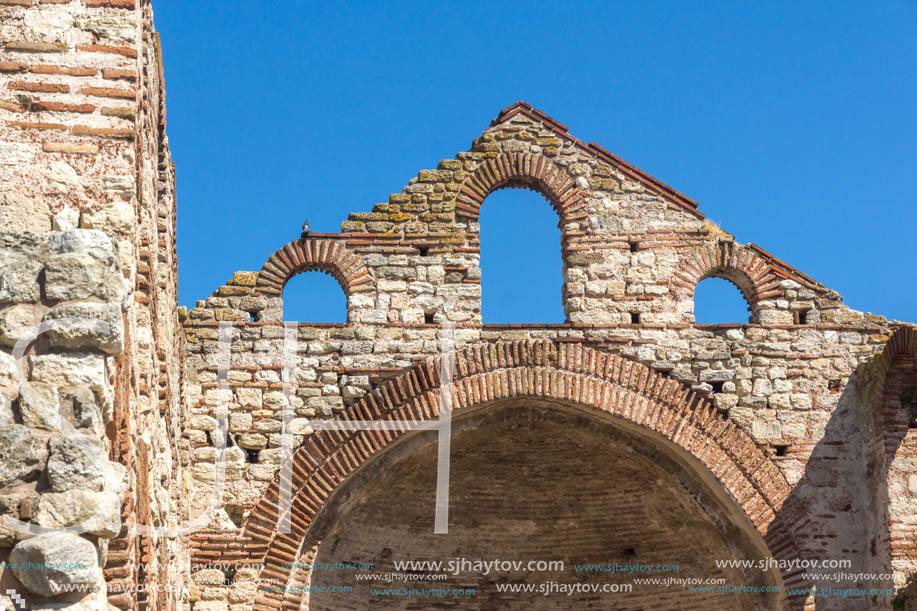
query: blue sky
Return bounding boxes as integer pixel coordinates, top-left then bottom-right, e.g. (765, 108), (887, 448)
(157, 1), (916, 324)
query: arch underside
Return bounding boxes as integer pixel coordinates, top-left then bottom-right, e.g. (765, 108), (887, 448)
(244, 341), (804, 610)
(295, 400), (787, 610)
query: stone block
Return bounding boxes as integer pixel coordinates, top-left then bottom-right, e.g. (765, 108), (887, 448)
(44, 302), (124, 355)
(0, 424), (42, 487)
(33, 488), (122, 537)
(44, 253), (123, 301)
(0, 260), (41, 304)
(47, 435), (106, 492)
(0, 305), (36, 348)
(9, 533), (101, 597)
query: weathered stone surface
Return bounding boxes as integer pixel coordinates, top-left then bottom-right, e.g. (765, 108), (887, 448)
(30, 352), (106, 394)
(52, 206), (80, 232)
(0, 425), (42, 487)
(44, 253), (123, 302)
(0, 260), (41, 304)
(24, 8), (75, 38)
(44, 303), (124, 355)
(77, 14), (136, 42)
(9, 533), (101, 597)
(80, 201), (134, 235)
(47, 436), (106, 492)
(33, 488), (121, 537)
(61, 387), (103, 435)
(46, 161), (82, 195)
(17, 381), (60, 430)
(0, 192), (51, 234)
(0, 347), (14, 386)
(0, 305), (36, 348)
(0, 392), (13, 425)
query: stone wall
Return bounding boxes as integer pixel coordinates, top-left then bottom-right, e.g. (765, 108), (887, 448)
(0, 1), (183, 609)
(178, 102), (916, 610)
(1, 3), (914, 607)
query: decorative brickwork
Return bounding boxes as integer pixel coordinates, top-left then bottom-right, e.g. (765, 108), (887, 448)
(0, 4), (913, 607)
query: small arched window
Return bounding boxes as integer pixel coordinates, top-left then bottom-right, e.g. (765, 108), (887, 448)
(282, 270), (346, 323)
(693, 276), (751, 324)
(480, 188), (564, 323)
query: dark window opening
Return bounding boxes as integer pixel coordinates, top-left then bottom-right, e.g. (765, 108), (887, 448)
(793, 310), (809, 325)
(630, 312), (640, 324)
(282, 270), (346, 323)
(773, 444), (789, 457)
(902, 387), (917, 428)
(424, 313), (435, 325)
(480, 189), (563, 323)
(693, 276), (751, 324)
(710, 381), (725, 394)
(417, 245), (429, 257)
(246, 449), (260, 463)
(629, 242), (639, 253)
(623, 547), (637, 561)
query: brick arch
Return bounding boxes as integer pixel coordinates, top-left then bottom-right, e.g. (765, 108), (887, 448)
(254, 237), (375, 298)
(242, 340), (804, 610)
(454, 152), (589, 222)
(671, 241), (785, 315)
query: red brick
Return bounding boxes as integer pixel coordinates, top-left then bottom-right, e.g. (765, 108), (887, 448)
(76, 44), (138, 58)
(0, 100), (25, 113)
(102, 68), (137, 81)
(85, 0), (136, 6)
(72, 124), (134, 139)
(79, 86), (134, 99)
(31, 65), (97, 77)
(4, 41), (67, 53)
(31, 101), (95, 113)
(0, 62), (26, 73)
(9, 81), (69, 94)
(7, 120), (66, 131)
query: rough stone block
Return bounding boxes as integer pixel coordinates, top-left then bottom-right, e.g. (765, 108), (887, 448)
(0, 424), (42, 487)
(44, 302), (124, 355)
(33, 488), (121, 537)
(9, 533), (101, 597)
(47, 435), (106, 492)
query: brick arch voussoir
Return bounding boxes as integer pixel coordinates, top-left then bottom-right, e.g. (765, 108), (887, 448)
(455, 152), (588, 222)
(670, 241), (785, 310)
(244, 340), (799, 610)
(254, 237), (376, 298)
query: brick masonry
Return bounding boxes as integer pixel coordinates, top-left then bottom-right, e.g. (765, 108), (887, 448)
(0, 4), (914, 611)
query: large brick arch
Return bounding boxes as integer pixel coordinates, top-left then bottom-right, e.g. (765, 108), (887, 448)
(255, 237), (375, 298)
(454, 152), (589, 223)
(242, 340), (804, 610)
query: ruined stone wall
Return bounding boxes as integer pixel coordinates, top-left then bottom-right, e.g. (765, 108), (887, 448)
(179, 103), (916, 610)
(0, 1), (183, 609)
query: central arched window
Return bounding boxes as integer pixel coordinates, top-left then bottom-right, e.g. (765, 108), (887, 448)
(282, 270), (346, 323)
(480, 188), (563, 323)
(693, 276), (751, 324)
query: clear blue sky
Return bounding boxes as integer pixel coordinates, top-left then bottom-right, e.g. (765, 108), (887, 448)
(157, 1), (916, 324)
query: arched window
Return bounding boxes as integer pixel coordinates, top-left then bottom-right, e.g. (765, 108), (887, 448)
(282, 270), (346, 323)
(479, 188), (563, 323)
(693, 276), (751, 324)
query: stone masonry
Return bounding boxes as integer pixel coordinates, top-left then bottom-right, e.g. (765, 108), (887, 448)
(0, 3), (914, 610)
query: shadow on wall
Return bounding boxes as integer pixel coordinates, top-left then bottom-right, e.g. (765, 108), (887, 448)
(768, 378), (884, 610)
